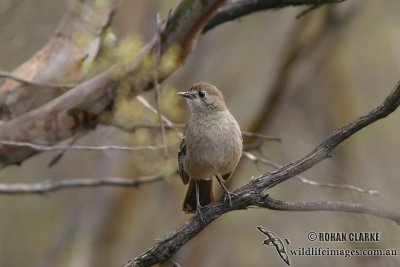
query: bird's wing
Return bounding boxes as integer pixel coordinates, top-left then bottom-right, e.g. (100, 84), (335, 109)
(178, 136), (190, 185)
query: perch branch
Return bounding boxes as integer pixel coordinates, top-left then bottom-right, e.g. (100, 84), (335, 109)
(124, 81), (400, 266)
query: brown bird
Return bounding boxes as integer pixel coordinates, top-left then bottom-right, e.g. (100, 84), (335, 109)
(177, 82), (242, 219)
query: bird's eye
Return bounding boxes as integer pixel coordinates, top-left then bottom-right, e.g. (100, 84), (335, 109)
(198, 90), (206, 98)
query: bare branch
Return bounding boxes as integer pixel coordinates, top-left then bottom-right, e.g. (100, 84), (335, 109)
(257, 196), (400, 224)
(241, 131), (281, 141)
(203, 0), (345, 32)
(0, 140), (177, 152)
(136, 96), (173, 127)
(153, 13), (169, 157)
(101, 122), (185, 132)
(0, 174), (164, 195)
(124, 81), (400, 266)
(102, 122), (280, 142)
(47, 131), (87, 167)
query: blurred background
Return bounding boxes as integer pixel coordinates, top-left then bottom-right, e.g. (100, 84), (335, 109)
(0, 0), (400, 266)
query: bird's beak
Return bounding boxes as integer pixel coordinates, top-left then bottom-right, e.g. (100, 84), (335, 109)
(177, 91), (195, 99)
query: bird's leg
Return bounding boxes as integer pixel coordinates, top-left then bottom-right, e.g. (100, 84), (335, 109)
(195, 180), (204, 223)
(215, 175), (237, 207)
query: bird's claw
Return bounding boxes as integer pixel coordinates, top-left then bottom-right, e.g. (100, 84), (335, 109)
(223, 190), (237, 207)
(196, 204), (204, 223)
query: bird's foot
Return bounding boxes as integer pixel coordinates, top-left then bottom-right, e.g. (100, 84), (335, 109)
(196, 203), (204, 223)
(223, 190), (237, 207)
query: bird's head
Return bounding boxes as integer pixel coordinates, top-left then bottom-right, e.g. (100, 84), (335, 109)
(178, 82), (227, 114)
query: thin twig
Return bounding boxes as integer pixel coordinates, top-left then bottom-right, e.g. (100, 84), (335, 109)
(153, 13), (168, 157)
(101, 122), (185, 132)
(136, 96), (173, 126)
(0, 140), (177, 152)
(241, 131), (281, 141)
(242, 151), (379, 195)
(242, 141), (265, 152)
(0, 174), (164, 194)
(295, 176), (379, 195)
(0, 70), (76, 89)
(102, 122), (280, 141)
(47, 131), (87, 167)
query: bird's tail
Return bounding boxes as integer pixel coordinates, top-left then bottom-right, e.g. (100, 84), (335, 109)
(183, 179), (214, 213)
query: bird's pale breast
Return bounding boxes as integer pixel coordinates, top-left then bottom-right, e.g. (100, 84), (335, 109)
(184, 110), (242, 179)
